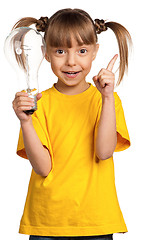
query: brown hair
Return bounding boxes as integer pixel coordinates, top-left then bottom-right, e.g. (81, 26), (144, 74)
(12, 8), (132, 85)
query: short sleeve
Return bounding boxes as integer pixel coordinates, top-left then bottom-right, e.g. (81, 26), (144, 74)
(17, 96), (53, 161)
(114, 92), (130, 152)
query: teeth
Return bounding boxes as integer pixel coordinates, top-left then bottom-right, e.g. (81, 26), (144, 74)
(64, 71), (80, 74)
(67, 72), (77, 74)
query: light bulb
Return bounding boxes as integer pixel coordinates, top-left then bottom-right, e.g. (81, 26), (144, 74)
(4, 27), (46, 114)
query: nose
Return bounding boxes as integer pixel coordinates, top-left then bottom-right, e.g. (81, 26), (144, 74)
(66, 52), (76, 66)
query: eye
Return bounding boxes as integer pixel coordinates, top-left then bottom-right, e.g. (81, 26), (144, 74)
(79, 48), (87, 54)
(56, 49), (65, 54)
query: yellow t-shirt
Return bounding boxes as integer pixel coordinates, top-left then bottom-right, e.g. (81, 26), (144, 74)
(17, 82), (130, 237)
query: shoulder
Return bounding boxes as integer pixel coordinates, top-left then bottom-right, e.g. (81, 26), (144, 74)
(91, 85), (122, 111)
(38, 87), (53, 105)
(41, 87), (53, 98)
(90, 84), (102, 110)
(114, 92), (122, 110)
(91, 84), (102, 101)
(91, 84), (121, 101)
(35, 87), (53, 116)
(114, 92), (121, 105)
(92, 84), (122, 106)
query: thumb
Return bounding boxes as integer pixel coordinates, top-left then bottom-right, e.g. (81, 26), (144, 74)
(93, 75), (98, 83)
(36, 92), (42, 101)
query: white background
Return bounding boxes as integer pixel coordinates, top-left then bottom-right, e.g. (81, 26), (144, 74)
(1, 0), (159, 240)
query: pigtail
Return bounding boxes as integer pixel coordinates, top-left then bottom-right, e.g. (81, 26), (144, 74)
(12, 17), (49, 33)
(94, 19), (132, 85)
(12, 17), (38, 30)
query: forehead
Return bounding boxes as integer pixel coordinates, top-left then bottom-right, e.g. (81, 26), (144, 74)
(58, 34), (85, 48)
(46, 20), (97, 48)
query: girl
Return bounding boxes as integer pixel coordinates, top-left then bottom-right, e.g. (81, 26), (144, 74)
(12, 8), (132, 240)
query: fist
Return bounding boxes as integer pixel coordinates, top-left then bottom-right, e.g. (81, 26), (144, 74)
(12, 92), (42, 122)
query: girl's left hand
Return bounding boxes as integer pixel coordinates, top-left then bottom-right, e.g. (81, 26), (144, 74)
(93, 54), (118, 98)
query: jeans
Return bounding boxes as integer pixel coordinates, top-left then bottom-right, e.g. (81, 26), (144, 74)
(29, 234), (113, 240)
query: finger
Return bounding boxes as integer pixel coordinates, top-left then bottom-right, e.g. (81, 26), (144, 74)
(13, 99), (34, 112)
(13, 101), (34, 112)
(18, 100), (35, 107)
(98, 73), (115, 81)
(36, 92), (42, 101)
(93, 76), (101, 87)
(100, 79), (114, 88)
(93, 76), (98, 82)
(96, 68), (106, 78)
(17, 105), (34, 112)
(15, 92), (28, 98)
(93, 76), (101, 89)
(14, 96), (35, 105)
(106, 54), (118, 72)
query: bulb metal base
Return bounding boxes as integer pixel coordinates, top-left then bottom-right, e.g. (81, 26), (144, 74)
(24, 95), (37, 115)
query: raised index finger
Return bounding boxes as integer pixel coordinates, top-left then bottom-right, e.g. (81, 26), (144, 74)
(106, 54), (118, 72)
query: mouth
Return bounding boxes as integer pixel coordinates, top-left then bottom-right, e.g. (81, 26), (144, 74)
(63, 71), (81, 79)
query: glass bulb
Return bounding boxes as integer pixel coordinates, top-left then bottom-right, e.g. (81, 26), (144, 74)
(4, 27), (46, 114)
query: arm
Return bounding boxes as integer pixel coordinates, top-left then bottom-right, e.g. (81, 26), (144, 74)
(21, 119), (52, 177)
(93, 54), (118, 160)
(13, 92), (51, 177)
(95, 95), (117, 160)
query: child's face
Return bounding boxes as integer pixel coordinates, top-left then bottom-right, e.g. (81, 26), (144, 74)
(45, 36), (99, 87)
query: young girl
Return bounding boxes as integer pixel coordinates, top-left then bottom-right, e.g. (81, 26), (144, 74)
(12, 8), (132, 240)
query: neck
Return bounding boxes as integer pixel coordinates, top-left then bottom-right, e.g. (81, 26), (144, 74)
(55, 80), (90, 95)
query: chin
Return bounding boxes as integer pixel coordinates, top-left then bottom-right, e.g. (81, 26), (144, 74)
(63, 79), (81, 86)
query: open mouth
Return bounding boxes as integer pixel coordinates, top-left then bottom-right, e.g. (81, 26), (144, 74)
(63, 71), (81, 75)
(63, 71), (81, 78)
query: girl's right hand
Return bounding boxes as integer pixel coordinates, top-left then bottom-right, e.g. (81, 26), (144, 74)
(12, 92), (42, 123)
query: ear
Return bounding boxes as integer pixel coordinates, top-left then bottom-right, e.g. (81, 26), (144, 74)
(45, 52), (50, 62)
(92, 43), (99, 61)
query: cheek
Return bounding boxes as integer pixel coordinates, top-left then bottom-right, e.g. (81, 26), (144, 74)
(50, 59), (61, 74)
(82, 58), (93, 72)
